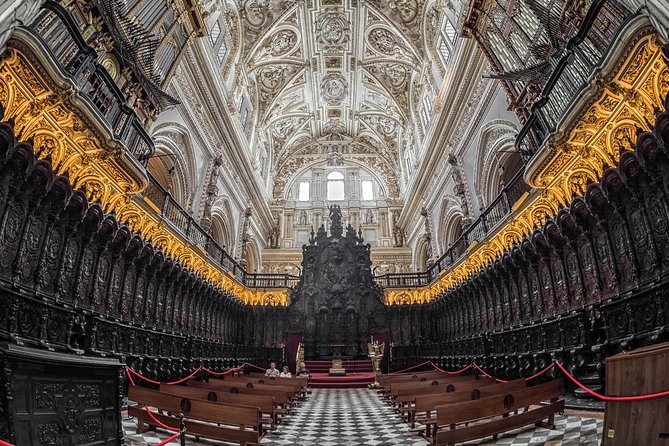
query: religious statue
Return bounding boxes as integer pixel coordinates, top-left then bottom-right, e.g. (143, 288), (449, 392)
(299, 210), (307, 225)
(269, 226), (279, 249)
(393, 214), (404, 247)
(329, 204), (342, 226)
(365, 209), (374, 224)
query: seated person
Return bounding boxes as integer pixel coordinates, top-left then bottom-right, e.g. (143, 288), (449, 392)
(296, 361), (310, 378)
(265, 361), (280, 378)
(280, 365), (292, 378)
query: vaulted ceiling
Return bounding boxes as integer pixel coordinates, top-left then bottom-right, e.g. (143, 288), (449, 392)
(222, 0), (454, 202)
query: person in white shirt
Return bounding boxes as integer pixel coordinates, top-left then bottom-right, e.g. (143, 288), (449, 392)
(265, 362), (280, 378)
(280, 365), (292, 378)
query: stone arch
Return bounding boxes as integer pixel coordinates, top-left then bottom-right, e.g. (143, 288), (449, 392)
(473, 120), (520, 205)
(413, 235), (431, 272)
(210, 199), (235, 250)
(150, 123), (198, 206)
(246, 236), (262, 273)
(436, 196), (464, 252)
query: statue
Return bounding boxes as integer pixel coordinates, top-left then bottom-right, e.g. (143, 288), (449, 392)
(269, 226), (279, 249)
(329, 204), (342, 226)
(367, 339), (385, 388)
(299, 210), (307, 225)
(365, 209), (374, 224)
(393, 215), (404, 247)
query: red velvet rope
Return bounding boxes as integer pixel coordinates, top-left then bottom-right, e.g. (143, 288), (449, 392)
(555, 361), (669, 401)
(127, 364), (247, 386)
(144, 406), (179, 432)
(125, 368), (136, 386)
(201, 363), (246, 376)
(472, 363), (509, 383)
(128, 366), (202, 385)
(430, 362), (472, 375)
(390, 361), (431, 374)
(0, 439), (15, 446)
(156, 432), (180, 446)
(524, 363), (555, 381)
(246, 362), (267, 372)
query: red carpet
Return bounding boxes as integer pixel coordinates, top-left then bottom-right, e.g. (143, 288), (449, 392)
(305, 360), (376, 388)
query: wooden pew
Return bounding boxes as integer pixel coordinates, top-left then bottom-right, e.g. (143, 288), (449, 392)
(433, 379), (566, 446)
(247, 372), (309, 389)
(160, 385), (283, 428)
(187, 380), (294, 411)
(188, 380), (291, 409)
(405, 379), (526, 431)
(128, 386), (264, 446)
(379, 371), (449, 387)
(394, 377), (497, 424)
(387, 375), (477, 402)
(213, 376), (305, 398)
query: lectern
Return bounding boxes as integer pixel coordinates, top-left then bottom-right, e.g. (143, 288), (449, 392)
(602, 341), (669, 445)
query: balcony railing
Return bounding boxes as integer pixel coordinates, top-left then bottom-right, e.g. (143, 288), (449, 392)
(144, 174), (298, 289)
(516, 0), (632, 160)
(25, 1), (154, 165)
(377, 170), (531, 289)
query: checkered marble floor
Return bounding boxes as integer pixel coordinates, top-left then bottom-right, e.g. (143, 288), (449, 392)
(123, 388), (603, 446)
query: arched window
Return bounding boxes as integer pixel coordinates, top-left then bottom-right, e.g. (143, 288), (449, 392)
(298, 182), (310, 201)
(438, 18), (458, 66)
(361, 180), (374, 201)
(327, 171), (345, 201)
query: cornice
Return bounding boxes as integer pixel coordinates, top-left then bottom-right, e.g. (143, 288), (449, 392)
(173, 44), (274, 233)
(399, 39), (487, 226)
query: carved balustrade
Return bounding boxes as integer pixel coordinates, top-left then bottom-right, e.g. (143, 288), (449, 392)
(143, 174), (298, 289)
(23, 2), (155, 165)
(515, 1), (632, 160)
(388, 98), (669, 394)
(0, 117), (271, 384)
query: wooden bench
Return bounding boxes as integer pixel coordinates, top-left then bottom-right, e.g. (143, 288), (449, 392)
(213, 376), (306, 398)
(160, 385), (283, 428)
(188, 380), (291, 409)
(433, 379), (565, 446)
(128, 386), (264, 446)
(248, 372), (309, 388)
(387, 375), (477, 403)
(406, 379), (527, 433)
(395, 377), (499, 426)
(379, 371), (449, 387)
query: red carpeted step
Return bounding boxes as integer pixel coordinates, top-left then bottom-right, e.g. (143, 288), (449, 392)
(310, 382), (372, 389)
(303, 360), (374, 373)
(308, 371), (376, 389)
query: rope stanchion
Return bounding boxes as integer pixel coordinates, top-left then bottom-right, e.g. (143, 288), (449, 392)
(390, 361), (431, 374)
(246, 362), (267, 372)
(524, 363), (555, 381)
(155, 432), (181, 446)
(555, 361), (669, 401)
(472, 364), (508, 383)
(0, 439), (15, 446)
(430, 362), (472, 375)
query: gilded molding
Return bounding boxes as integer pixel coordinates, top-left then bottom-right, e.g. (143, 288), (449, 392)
(386, 34), (669, 305)
(0, 47), (288, 306)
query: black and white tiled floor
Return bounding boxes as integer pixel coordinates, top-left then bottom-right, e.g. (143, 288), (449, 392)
(124, 389), (603, 446)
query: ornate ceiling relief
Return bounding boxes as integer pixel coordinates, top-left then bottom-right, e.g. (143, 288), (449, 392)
(315, 11), (351, 51)
(321, 73), (348, 104)
(226, 0), (433, 204)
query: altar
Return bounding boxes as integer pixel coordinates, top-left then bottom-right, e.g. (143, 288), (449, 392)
(284, 205), (388, 360)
